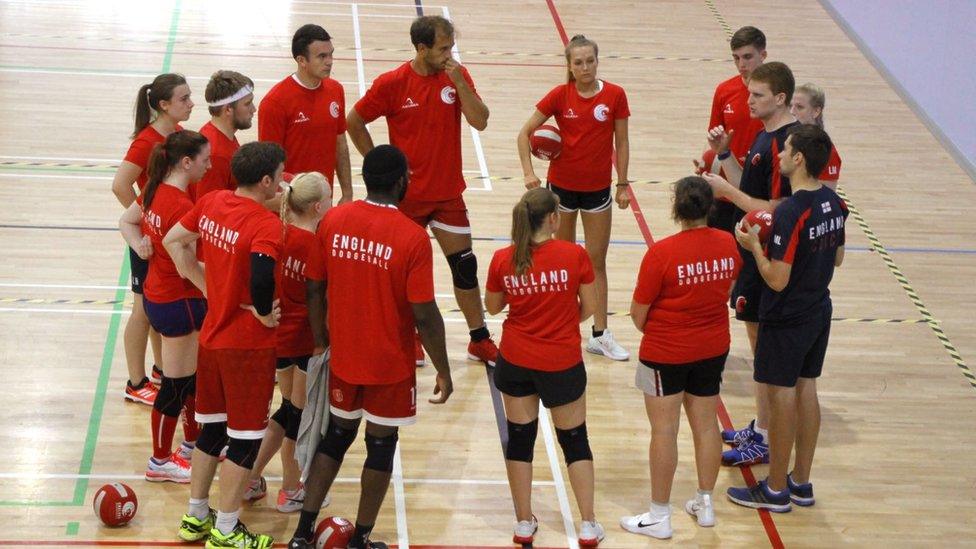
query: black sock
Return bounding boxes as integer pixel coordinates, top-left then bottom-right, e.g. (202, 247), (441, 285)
(294, 510), (319, 542)
(128, 376), (150, 389)
(469, 326), (490, 342)
(592, 326), (604, 338)
(348, 523), (374, 548)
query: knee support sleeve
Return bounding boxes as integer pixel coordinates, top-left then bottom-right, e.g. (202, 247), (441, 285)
(285, 404), (302, 441)
(153, 376), (183, 417)
(556, 423), (593, 465)
(446, 248), (479, 290)
(316, 415), (358, 463)
(270, 398), (291, 429)
(226, 437), (262, 469)
(505, 419), (538, 462)
(196, 422), (227, 457)
(364, 431), (399, 473)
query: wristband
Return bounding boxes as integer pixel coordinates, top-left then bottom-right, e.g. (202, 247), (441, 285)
(717, 150), (731, 161)
(615, 182), (630, 187)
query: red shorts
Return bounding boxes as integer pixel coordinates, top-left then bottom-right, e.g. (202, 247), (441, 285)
(329, 370), (417, 427)
(196, 346), (276, 439)
(399, 196), (470, 234)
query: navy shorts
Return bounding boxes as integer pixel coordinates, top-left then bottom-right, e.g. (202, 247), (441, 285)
(754, 305), (832, 387)
(493, 353), (586, 408)
(129, 247), (149, 295)
(143, 297), (207, 338)
(547, 182), (612, 213)
(276, 355), (311, 373)
(731, 259), (762, 323)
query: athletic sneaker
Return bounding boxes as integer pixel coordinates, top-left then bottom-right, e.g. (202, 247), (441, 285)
(578, 520), (605, 547)
(243, 476), (267, 502)
(512, 515), (538, 544)
(124, 377), (158, 406)
(619, 510), (672, 539)
(145, 452), (192, 483)
(727, 479), (791, 513)
(287, 538), (313, 549)
(788, 473), (815, 506)
(722, 419), (756, 446)
(276, 485), (304, 513)
(586, 330), (630, 361)
(176, 441), (195, 461)
(684, 493), (715, 527)
(467, 337), (498, 367)
(722, 431), (769, 466)
(414, 333), (425, 367)
(205, 521), (273, 549)
(178, 508), (215, 542)
(150, 364), (163, 385)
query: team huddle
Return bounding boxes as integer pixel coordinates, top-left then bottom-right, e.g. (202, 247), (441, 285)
(112, 16), (846, 549)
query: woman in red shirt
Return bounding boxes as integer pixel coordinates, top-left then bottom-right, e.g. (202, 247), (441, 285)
(113, 74), (195, 406)
(517, 34), (631, 363)
(119, 130), (211, 484)
(485, 188), (603, 547)
(621, 177), (741, 540)
(790, 82), (842, 189)
(243, 172), (330, 512)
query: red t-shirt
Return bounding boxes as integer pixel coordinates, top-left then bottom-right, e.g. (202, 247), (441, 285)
(710, 75), (764, 165)
(179, 190), (283, 350)
(276, 226), (316, 358)
(192, 121), (240, 201)
(536, 81), (630, 192)
(258, 75), (346, 185)
(633, 228), (741, 364)
(818, 144), (842, 182)
(306, 201), (434, 384)
(486, 240), (595, 371)
(353, 62), (477, 202)
(123, 124), (183, 191)
(140, 184), (203, 303)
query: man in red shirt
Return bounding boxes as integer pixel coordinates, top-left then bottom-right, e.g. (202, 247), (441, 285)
(287, 145), (454, 549)
(346, 15), (498, 366)
(193, 70), (256, 201)
(702, 26), (767, 232)
(164, 142), (286, 549)
(259, 24), (352, 204)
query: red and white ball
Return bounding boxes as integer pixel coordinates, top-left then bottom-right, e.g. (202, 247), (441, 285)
(739, 209), (774, 243)
(529, 124), (562, 161)
(314, 516), (355, 549)
(93, 482), (138, 527)
(696, 149), (722, 175)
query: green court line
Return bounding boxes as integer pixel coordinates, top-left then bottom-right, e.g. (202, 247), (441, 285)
(66, 522), (80, 536)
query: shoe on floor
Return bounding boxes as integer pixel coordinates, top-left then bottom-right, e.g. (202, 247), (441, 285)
(124, 377), (158, 406)
(586, 329), (630, 361)
(619, 510), (672, 539)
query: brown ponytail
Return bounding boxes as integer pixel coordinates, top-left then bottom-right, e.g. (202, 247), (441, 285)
(133, 73), (188, 138)
(511, 187), (559, 275)
(143, 130), (208, 210)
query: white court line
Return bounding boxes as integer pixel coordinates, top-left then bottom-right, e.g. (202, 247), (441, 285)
(292, 0), (445, 7)
(290, 10), (415, 18)
(539, 406), (580, 549)
(0, 283), (126, 290)
(442, 5), (492, 193)
(0, 173), (111, 180)
(0, 307), (502, 323)
(0, 471), (552, 485)
(392, 446), (410, 548)
(350, 4), (368, 98)
(0, 67), (355, 87)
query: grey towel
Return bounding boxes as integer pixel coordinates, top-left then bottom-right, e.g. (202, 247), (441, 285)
(295, 349), (330, 479)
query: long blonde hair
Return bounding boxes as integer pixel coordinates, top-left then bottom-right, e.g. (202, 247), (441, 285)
(796, 82), (826, 128)
(279, 171), (328, 237)
(565, 34), (599, 83)
(511, 188), (559, 275)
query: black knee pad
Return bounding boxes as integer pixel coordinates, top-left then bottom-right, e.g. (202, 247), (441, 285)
(316, 415), (358, 463)
(175, 373), (195, 402)
(446, 248), (479, 290)
(226, 437), (262, 469)
(556, 423), (593, 465)
(505, 419), (538, 462)
(285, 404), (302, 441)
(271, 398), (291, 429)
(196, 422), (228, 457)
(364, 431), (399, 473)
(153, 376), (183, 417)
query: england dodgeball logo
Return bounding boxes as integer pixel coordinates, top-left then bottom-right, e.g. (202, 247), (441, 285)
(440, 85), (457, 104)
(593, 103), (610, 122)
(330, 101), (340, 118)
(121, 501), (136, 518)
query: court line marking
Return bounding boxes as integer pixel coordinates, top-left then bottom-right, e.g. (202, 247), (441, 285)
(539, 407), (579, 549)
(0, 471), (554, 486)
(0, 307), (502, 324)
(0, 66), (353, 86)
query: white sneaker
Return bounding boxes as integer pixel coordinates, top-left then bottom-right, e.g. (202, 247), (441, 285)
(176, 441), (194, 461)
(145, 453), (192, 484)
(586, 330), (630, 361)
(685, 493), (715, 527)
(620, 510), (672, 539)
(512, 515), (538, 545)
(579, 520), (605, 547)
(242, 476), (267, 501)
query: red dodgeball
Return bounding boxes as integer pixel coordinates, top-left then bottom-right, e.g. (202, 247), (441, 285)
(740, 209), (773, 243)
(93, 483), (138, 527)
(530, 124), (562, 161)
(314, 516), (355, 548)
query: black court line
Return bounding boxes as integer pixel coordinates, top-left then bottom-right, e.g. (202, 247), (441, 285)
(414, 0), (424, 17)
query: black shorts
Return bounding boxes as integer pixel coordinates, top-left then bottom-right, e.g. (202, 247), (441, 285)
(129, 247), (149, 295)
(754, 305), (831, 387)
(707, 199), (737, 233)
(731, 259), (762, 322)
(636, 352), (727, 397)
(143, 297), (207, 337)
(276, 355), (311, 373)
(493, 353), (586, 408)
(547, 182), (612, 213)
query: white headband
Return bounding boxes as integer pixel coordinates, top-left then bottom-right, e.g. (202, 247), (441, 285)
(207, 85), (253, 107)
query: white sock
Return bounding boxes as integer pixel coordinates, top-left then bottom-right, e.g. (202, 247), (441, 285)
(216, 509), (240, 535)
(697, 489), (712, 499)
(754, 424), (769, 442)
(188, 497), (209, 520)
(650, 501), (671, 517)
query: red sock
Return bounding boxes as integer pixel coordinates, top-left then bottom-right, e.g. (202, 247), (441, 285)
(181, 394), (200, 443)
(151, 409), (179, 461)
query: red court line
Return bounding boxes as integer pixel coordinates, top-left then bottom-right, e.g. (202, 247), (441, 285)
(543, 1), (783, 548)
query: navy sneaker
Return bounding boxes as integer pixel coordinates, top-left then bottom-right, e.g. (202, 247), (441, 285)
(787, 473), (815, 506)
(722, 430), (769, 466)
(727, 479), (791, 513)
(721, 419), (755, 446)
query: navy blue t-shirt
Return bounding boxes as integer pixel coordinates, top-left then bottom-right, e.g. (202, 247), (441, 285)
(760, 185), (848, 324)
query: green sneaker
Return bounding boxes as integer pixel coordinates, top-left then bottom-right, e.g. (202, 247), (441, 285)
(178, 508), (215, 541)
(205, 521), (274, 549)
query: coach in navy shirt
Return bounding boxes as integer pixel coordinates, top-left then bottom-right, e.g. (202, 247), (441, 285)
(727, 124), (847, 513)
